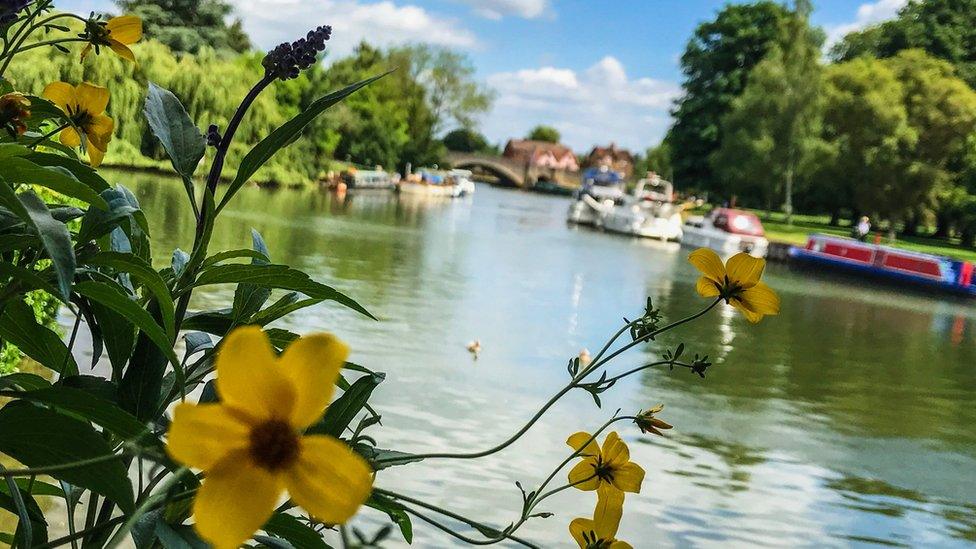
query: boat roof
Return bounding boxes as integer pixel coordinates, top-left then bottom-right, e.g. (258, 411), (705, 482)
(807, 233), (966, 264)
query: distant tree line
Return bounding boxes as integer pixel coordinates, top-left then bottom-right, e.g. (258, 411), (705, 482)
(662, 0), (976, 246)
(6, 0), (494, 183)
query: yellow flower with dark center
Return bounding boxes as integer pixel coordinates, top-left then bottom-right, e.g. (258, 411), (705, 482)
(0, 92), (31, 137)
(689, 248), (780, 323)
(567, 431), (645, 494)
(41, 82), (114, 167)
(81, 15), (142, 62)
(166, 326), (373, 549)
(634, 404), (672, 437)
(569, 488), (633, 549)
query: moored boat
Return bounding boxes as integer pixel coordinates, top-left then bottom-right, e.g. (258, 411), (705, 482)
(681, 208), (769, 257)
(567, 166), (626, 226)
(600, 176), (683, 241)
(789, 234), (976, 296)
(398, 168), (474, 198)
(341, 168), (398, 190)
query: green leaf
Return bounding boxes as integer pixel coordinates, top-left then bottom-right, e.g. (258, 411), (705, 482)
(84, 252), (177, 340)
(0, 299), (78, 376)
(0, 476), (47, 547)
(0, 261), (65, 302)
(144, 82), (207, 181)
(12, 386), (150, 442)
(0, 185), (75, 299)
(365, 493), (413, 543)
(263, 513), (330, 549)
(26, 151), (110, 192)
(2, 157), (108, 208)
(232, 229), (272, 325)
(0, 401), (134, 513)
(155, 521), (208, 549)
(192, 264), (374, 319)
(73, 281), (179, 368)
(0, 373), (51, 391)
(359, 447), (424, 471)
(79, 186), (149, 243)
(308, 372), (384, 437)
(200, 248), (270, 269)
(218, 73), (388, 212)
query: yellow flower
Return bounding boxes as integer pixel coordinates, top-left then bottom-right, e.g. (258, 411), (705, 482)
(166, 326), (373, 549)
(81, 15), (143, 62)
(41, 82), (114, 167)
(569, 488), (633, 549)
(567, 431), (645, 494)
(634, 404), (672, 437)
(688, 248), (780, 323)
(0, 92), (31, 137)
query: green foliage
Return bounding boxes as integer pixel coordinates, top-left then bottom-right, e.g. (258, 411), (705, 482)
(442, 127), (495, 153)
(831, 0), (976, 88)
(115, 0), (251, 53)
(712, 1), (824, 220)
(0, 290), (59, 374)
(526, 124), (560, 143)
(668, 0), (791, 192)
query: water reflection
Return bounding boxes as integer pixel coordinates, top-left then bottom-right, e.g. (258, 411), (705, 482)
(109, 169), (976, 547)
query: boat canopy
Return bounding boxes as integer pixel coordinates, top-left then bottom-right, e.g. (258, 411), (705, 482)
(582, 167), (623, 186)
(711, 208), (765, 237)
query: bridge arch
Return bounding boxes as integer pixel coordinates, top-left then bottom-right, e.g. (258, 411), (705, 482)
(451, 158), (523, 187)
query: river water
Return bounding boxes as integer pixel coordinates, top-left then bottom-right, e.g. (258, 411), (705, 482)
(123, 171), (976, 548)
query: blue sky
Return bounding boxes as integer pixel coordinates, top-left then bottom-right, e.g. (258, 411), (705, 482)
(59, 0), (906, 151)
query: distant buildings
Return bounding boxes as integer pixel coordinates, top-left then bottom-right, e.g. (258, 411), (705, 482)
(585, 143), (634, 178)
(503, 139), (580, 172)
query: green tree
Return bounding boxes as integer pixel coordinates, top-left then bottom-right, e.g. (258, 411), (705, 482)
(832, 0), (976, 87)
(443, 128), (493, 153)
(667, 1), (790, 192)
(711, 1), (824, 223)
(115, 0), (251, 53)
(527, 125), (560, 143)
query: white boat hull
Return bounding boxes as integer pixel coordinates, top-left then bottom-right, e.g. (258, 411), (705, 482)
(602, 210), (683, 241)
(568, 195), (614, 226)
(399, 183), (465, 198)
(680, 226), (768, 258)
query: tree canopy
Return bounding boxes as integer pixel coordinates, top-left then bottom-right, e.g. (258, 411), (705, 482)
(667, 1), (791, 192)
(527, 125), (560, 143)
(115, 0), (251, 53)
(443, 128), (495, 154)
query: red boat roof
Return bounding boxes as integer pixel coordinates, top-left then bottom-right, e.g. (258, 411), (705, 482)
(711, 208), (765, 237)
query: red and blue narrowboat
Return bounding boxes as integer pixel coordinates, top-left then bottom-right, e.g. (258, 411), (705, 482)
(789, 234), (976, 297)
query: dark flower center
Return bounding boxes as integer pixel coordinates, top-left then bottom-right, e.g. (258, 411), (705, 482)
(582, 530), (613, 548)
(592, 458), (616, 483)
(249, 419), (300, 471)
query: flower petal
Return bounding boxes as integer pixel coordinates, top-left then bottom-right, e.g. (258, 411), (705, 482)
(166, 403), (251, 470)
(732, 299), (765, 324)
(739, 282), (780, 316)
(611, 462), (645, 493)
(278, 333), (348, 429)
(216, 326), (295, 422)
(569, 517), (597, 548)
(80, 44), (92, 60)
(567, 459), (600, 491)
(42, 82), (74, 112)
(86, 114), (114, 148)
(193, 453), (283, 549)
(696, 276), (721, 298)
(74, 83), (109, 115)
(59, 127), (81, 148)
(86, 143), (105, 168)
(106, 15), (143, 44)
(688, 248), (726, 284)
(725, 252), (765, 288)
(109, 40), (135, 62)
(601, 432), (629, 465)
(610, 542), (634, 549)
(567, 431), (600, 458)
(283, 435), (373, 524)
(594, 486), (625, 539)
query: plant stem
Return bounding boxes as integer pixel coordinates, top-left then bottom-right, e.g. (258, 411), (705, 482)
(0, 453), (123, 477)
(26, 122), (70, 149)
(34, 516), (125, 549)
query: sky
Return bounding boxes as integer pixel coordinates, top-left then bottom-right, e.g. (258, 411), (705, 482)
(59, 0), (908, 153)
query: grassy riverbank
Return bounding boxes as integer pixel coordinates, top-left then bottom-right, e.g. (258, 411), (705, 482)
(754, 211), (976, 262)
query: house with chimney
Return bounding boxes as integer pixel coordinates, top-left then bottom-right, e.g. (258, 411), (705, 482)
(585, 143), (634, 178)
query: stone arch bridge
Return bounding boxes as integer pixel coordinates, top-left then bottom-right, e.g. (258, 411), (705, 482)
(446, 152), (579, 189)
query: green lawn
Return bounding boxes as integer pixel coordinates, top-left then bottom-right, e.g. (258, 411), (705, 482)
(753, 210), (976, 262)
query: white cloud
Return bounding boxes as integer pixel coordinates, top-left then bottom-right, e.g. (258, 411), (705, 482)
(227, 0), (478, 56)
(825, 0), (906, 46)
(482, 56), (680, 152)
(453, 0), (550, 20)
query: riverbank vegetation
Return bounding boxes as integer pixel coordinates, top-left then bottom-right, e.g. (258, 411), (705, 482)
(666, 0), (976, 250)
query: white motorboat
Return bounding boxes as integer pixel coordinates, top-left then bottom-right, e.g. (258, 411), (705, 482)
(342, 168), (398, 190)
(398, 168), (474, 198)
(567, 166), (626, 226)
(600, 176), (683, 241)
(681, 207), (769, 258)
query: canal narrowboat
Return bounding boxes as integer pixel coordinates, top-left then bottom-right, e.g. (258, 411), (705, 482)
(789, 234), (976, 296)
(681, 208), (769, 258)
